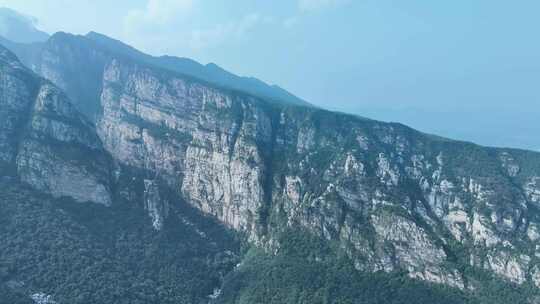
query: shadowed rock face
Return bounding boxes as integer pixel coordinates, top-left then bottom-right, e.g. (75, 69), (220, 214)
(0, 31), (310, 124)
(0, 45), (112, 205)
(2, 34), (540, 294)
(91, 53), (540, 289)
(0, 7), (49, 44)
(85, 31), (311, 107)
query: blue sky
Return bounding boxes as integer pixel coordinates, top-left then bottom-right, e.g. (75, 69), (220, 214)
(1, 0), (539, 150)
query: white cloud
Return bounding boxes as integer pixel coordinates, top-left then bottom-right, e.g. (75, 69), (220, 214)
(281, 0), (350, 29)
(121, 0), (196, 54)
(121, 1), (269, 56)
(123, 0), (193, 32)
(189, 13), (262, 50)
(298, 0), (350, 12)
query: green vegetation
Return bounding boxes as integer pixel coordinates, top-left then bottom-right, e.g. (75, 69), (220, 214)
(217, 253), (471, 304)
(121, 110), (193, 143)
(216, 229), (539, 304)
(1, 179), (539, 304)
(0, 180), (239, 304)
(216, 230), (471, 304)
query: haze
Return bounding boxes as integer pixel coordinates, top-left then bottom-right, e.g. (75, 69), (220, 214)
(1, 0), (538, 150)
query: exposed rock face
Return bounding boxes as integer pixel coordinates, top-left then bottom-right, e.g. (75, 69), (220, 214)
(30, 292), (57, 304)
(34, 32), (108, 122)
(97, 58), (270, 236)
(144, 179), (169, 230)
(89, 52), (540, 288)
(3, 34), (540, 292)
(0, 46), (37, 165)
(0, 45), (112, 205)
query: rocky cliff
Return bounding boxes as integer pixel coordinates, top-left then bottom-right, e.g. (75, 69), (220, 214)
(0, 45), (111, 205)
(95, 55), (540, 289)
(2, 33), (540, 299)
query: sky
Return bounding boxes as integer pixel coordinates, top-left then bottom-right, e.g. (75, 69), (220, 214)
(0, 0), (539, 150)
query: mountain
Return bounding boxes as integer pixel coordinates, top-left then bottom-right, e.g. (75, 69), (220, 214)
(0, 36), (43, 71)
(85, 32), (310, 107)
(2, 31), (540, 303)
(0, 44), (241, 303)
(0, 31), (310, 122)
(0, 8), (49, 43)
(0, 44), (111, 205)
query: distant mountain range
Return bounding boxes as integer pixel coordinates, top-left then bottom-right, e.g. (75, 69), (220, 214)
(85, 31), (311, 108)
(0, 7), (310, 112)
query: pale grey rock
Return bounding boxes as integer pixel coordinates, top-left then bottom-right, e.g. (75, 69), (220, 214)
(525, 177), (540, 206)
(376, 153), (399, 186)
(532, 265), (540, 288)
(144, 179), (169, 230)
(371, 212), (464, 288)
(471, 212), (501, 247)
(499, 152), (520, 177)
(30, 293), (57, 304)
(1, 47), (113, 205)
(486, 251), (530, 284)
(15, 84), (112, 205)
(528, 223), (540, 241)
(9, 39), (540, 293)
(16, 141), (111, 205)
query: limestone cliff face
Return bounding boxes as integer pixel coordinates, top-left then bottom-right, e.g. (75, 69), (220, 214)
(91, 55), (540, 289)
(4, 35), (540, 292)
(0, 45), (112, 205)
(98, 58), (271, 237)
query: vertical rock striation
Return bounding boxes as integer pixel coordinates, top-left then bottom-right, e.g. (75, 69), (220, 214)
(3, 33), (540, 292)
(0, 45), (112, 205)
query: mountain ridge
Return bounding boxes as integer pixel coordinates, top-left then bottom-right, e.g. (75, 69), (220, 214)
(8, 37), (540, 284)
(0, 7), (49, 44)
(85, 31), (311, 107)
(2, 31), (540, 303)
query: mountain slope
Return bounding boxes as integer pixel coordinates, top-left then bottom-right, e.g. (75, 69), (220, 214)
(0, 178), (241, 304)
(0, 8), (49, 43)
(0, 31), (310, 121)
(2, 32), (540, 303)
(11, 32), (540, 291)
(0, 45), (241, 303)
(0, 45), (475, 304)
(85, 31), (310, 107)
(0, 45), (111, 205)
(0, 36), (43, 70)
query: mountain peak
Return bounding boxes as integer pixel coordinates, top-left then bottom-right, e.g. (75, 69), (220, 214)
(1, 29), (311, 108)
(0, 7), (49, 43)
(2, 16), (540, 304)
(82, 31), (311, 107)
(48, 31), (84, 43)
